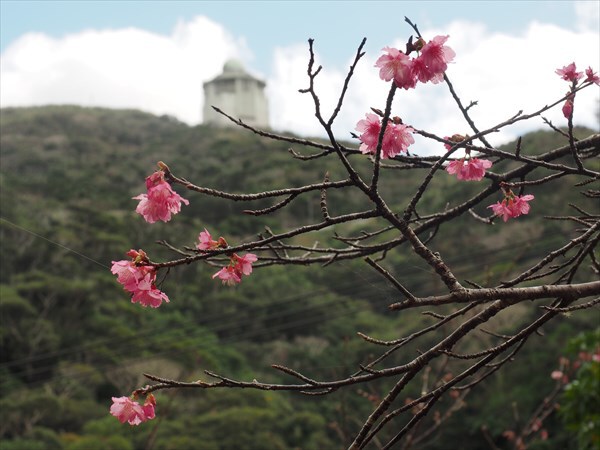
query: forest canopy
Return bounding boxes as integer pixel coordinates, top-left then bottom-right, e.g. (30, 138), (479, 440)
(1, 104), (598, 449)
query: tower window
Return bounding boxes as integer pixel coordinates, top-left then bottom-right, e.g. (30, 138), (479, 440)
(216, 80), (235, 94)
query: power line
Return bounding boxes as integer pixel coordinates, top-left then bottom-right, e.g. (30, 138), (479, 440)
(1, 211), (583, 388)
(0, 217), (109, 269)
(4, 236), (570, 386)
(1, 226), (566, 373)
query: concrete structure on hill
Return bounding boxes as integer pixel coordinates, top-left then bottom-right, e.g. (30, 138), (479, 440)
(203, 59), (269, 128)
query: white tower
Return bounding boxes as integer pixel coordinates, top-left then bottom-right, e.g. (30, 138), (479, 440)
(203, 60), (269, 128)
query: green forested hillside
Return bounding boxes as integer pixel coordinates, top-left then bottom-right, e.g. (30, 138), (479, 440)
(0, 106), (597, 450)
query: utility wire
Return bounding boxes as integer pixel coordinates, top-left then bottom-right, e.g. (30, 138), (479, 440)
(4, 237), (569, 386)
(1, 212), (579, 388)
(1, 219), (565, 372)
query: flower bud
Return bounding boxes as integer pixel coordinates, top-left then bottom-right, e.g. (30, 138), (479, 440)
(413, 37), (426, 52)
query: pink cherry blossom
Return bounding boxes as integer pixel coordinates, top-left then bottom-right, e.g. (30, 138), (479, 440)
(488, 200), (513, 222)
(212, 266), (242, 286)
(131, 274), (170, 308)
(197, 229), (219, 250)
(459, 158), (492, 181)
(134, 170), (189, 223)
(212, 253), (258, 285)
(110, 260), (149, 292)
(110, 395), (156, 425)
(443, 136), (453, 151)
(111, 249), (152, 293)
(411, 57), (431, 84)
(142, 394), (156, 420)
(550, 370), (563, 381)
(562, 98), (574, 118)
(356, 113), (382, 154)
(555, 63), (583, 82)
(488, 194), (534, 221)
(126, 249), (147, 261)
(355, 114), (414, 159)
(111, 249), (169, 307)
(446, 158), (492, 181)
(550, 370), (569, 384)
(415, 35), (455, 84)
(445, 159), (464, 176)
(375, 47), (417, 90)
(233, 253), (258, 276)
(144, 171), (166, 190)
(382, 123), (415, 159)
(584, 67), (600, 85)
(110, 397), (149, 425)
(443, 134), (467, 151)
(509, 194), (534, 217)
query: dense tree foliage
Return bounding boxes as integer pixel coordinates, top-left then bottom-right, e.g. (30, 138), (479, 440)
(0, 105), (597, 449)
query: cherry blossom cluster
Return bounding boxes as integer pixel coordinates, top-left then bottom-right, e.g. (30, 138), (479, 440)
(488, 186), (534, 222)
(110, 185), (258, 423)
(550, 348), (600, 385)
(355, 35), (455, 159)
(501, 345), (600, 447)
(556, 63), (600, 119)
(197, 229), (258, 285)
(550, 356), (574, 385)
(375, 35), (455, 89)
(134, 164), (189, 223)
(111, 249), (170, 308)
(197, 228), (228, 251)
(502, 424), (548, 447)
(213, 252), (258, 285)
(444, 135), (492, 181)
(445, 156), (492, 181)
(556, 62), (599, 84)
(110, 394), (156, 425)
(355, 113), (415, 159)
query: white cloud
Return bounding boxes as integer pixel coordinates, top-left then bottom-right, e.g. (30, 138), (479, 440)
(575, 0), (600, 33)
(1, 15), (598, 156)
(267, 44), (348, 137)
(268, 19), (600, 154)
(0, 17), (249, 124)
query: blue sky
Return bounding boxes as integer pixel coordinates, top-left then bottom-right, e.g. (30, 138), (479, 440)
(0, 1), (585, 75)
(1, 1), (598, 152)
